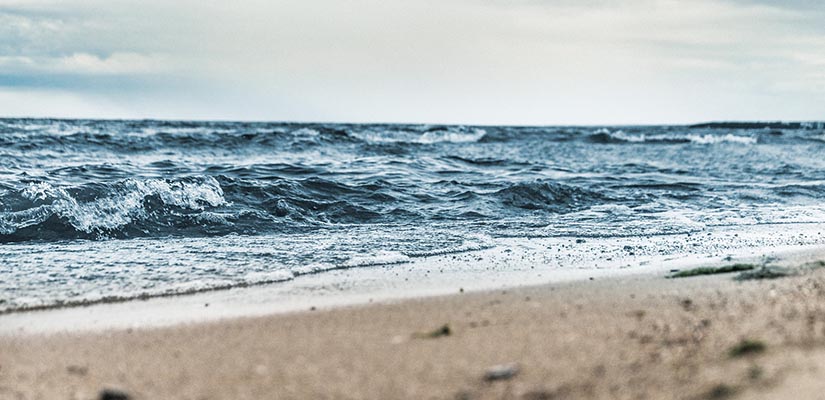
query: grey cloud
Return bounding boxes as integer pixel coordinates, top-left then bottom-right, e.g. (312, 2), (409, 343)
(0, 0), (823, 123)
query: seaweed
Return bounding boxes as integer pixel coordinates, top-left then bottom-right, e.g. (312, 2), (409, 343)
(729, 339), (766, 357)
(668, 264), (756, 279)
(735, 266), (792, 281)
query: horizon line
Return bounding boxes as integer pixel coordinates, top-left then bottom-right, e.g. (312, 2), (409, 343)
(1, 115), (822, 128)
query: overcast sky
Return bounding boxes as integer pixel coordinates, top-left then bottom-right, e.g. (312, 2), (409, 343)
(0, 0), (823, 124)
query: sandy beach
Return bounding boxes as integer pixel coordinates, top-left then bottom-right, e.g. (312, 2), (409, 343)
(2, 0), (824, 398)
(4, 249), (825, 400)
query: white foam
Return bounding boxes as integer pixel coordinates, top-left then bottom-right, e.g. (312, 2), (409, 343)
(8, 177), (227, 234)
(290, 262), (340, 275)
(687, 134), (757, 145)
(417, 129), (486, 144)
(351, 128), (486, 144)
(342, 251), (411, 267)
(594, 129), (757, 145)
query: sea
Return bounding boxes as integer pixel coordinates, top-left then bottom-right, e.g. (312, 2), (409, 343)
(3, 119), (825, 313)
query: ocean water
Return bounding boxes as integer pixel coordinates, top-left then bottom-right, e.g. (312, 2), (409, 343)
(2, 119), (825, 312)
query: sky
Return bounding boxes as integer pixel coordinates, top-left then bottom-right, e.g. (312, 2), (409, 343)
(0, 0), (823, 125)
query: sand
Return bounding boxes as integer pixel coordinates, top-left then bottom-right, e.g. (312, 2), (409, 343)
(5, 257), (825, 399)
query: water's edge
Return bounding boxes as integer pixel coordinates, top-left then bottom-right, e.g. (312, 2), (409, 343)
(3, 222), (825, 335)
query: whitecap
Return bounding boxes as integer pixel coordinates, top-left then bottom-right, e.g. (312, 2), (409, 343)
(686, 134), (757, 145)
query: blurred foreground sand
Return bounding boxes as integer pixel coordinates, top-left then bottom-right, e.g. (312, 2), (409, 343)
(4, 258), (825, 399)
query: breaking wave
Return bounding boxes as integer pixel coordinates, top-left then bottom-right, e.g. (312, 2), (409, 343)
(349, 126), (487, 144)
(0, 177), (226, 242)
(587, 129), (758, 145)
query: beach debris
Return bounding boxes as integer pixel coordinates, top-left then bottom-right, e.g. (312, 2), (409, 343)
(735, 266), (792, 281)
(521, 385), (573, 400)
(414, 324), (452, 339)
(729, 339), (766, 358)
(483, 363), (520, 382)
(668, 264), (756, 278)
(66, 365), (88, 376)
(99, 388), (131, 400)
(706, 384), (736, 399)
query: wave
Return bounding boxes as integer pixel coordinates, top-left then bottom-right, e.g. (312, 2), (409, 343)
(350, 126), (487, 145)
(587, 129), (757, 145)
(493, 181), (608, 212)
(0, 175), (615, 243)
(0, 174), (424, 242)
(417, 127), (487, 144)
(0, 177), (226, 242)
(688, 134), (758, 144)
(1, 124), (492, 154)
(810, 133), (825, 143)
(6, 120), (823, 158)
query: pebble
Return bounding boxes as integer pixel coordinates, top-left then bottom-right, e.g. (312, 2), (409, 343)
(66, 365), (88, 376)
(483, 363), (520, 381)
(99, 389), (130, 400)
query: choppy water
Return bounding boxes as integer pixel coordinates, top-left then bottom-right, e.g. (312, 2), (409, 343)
(2, 119), (825, 311)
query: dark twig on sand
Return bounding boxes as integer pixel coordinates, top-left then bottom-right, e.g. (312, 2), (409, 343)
(735, 266), (792, 281)
(414, 324), (452, 339)
(729, 339), (766, 358)
(668, 264), (756, 279)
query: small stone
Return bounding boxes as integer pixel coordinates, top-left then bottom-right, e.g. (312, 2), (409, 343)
(66, 365), (88, 376)
(483, 363), (519, 381)
(426, 324), (451, 338)
(99, 389), (130, 400)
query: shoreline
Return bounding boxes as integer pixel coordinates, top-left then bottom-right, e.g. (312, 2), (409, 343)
(4, 230), (825, 334)
(7, 222), (825, 318)
(4, 247), (825, 399)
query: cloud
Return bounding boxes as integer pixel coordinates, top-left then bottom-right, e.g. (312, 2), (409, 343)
(0, 87), (129, 118)
(0, 52), (171, 75)
(0, 0), (823, 123)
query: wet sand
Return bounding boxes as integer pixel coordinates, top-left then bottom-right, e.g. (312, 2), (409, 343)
(4, 251), (825, 399)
